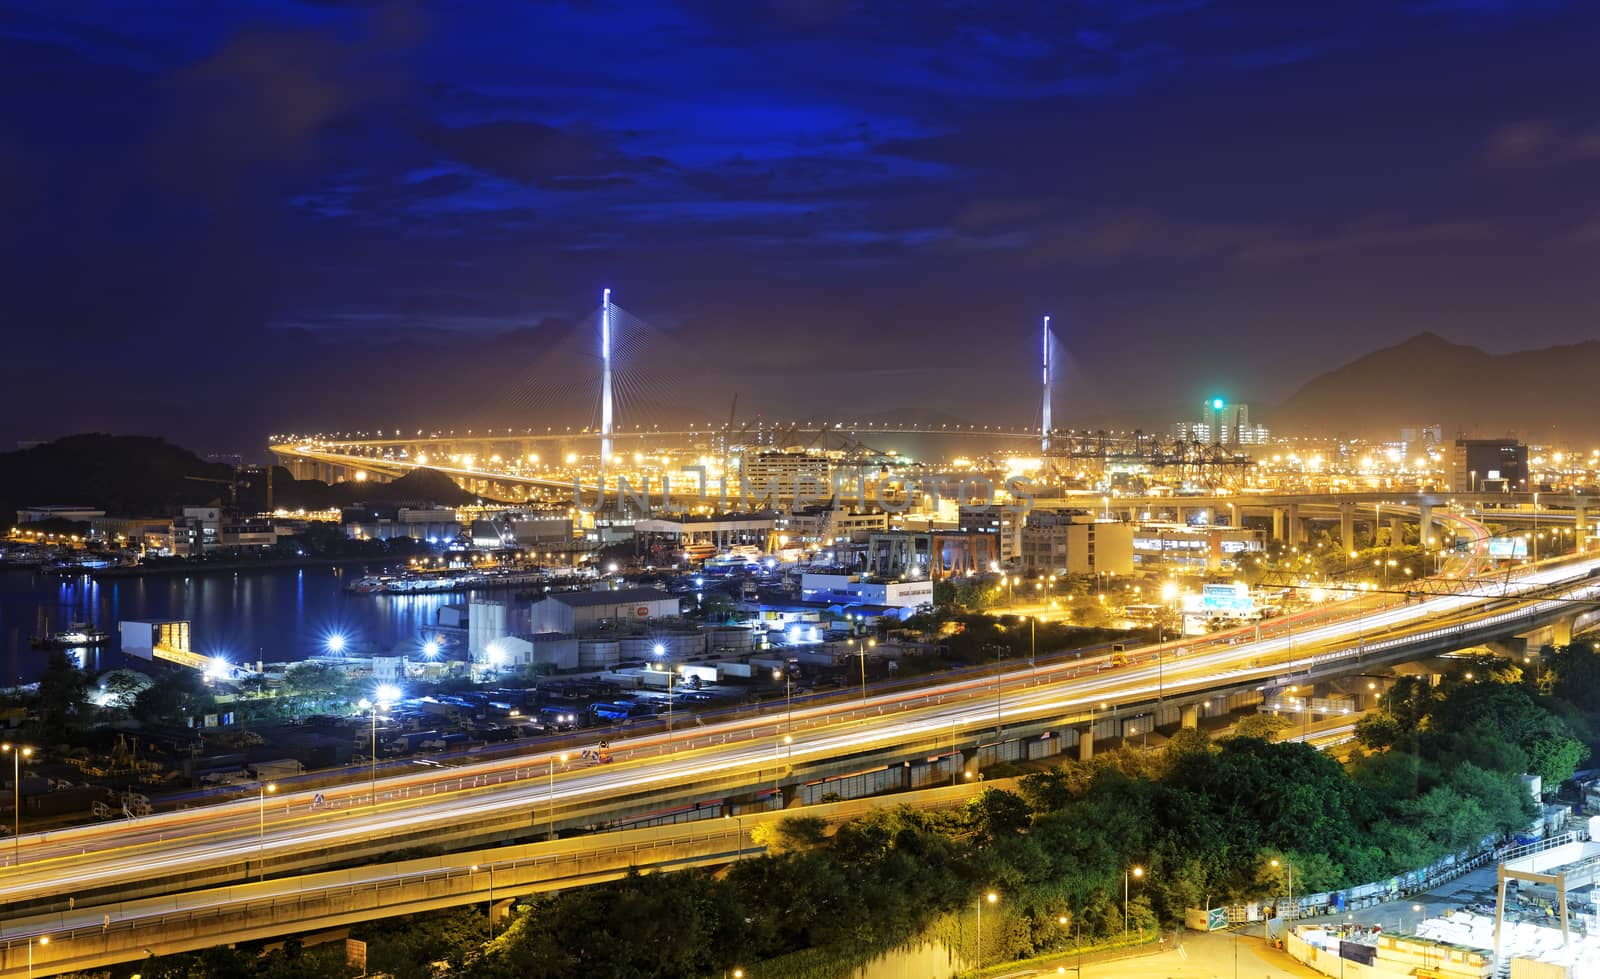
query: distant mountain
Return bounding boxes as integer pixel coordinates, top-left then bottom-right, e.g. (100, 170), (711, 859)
(288, 467), (476, 511)
(1272, 332), (1600, 442)
(0, 434), (236, 522)
(0, 435), (482, 524)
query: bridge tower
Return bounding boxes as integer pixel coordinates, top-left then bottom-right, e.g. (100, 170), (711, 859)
(1040, 315), (1052, 455)
(600, 287), (614, 466)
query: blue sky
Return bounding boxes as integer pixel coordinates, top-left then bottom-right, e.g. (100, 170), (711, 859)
(2, 0), (1597, 449)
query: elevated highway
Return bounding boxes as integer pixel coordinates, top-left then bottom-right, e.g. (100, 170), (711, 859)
(2, 550), (1597, 896)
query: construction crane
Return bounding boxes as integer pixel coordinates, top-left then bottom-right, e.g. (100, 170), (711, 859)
(184, 466), (273, 513)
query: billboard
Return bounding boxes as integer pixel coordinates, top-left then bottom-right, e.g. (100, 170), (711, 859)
(1200, 582), (1254, 614)
(1487, 536), (1528, 559)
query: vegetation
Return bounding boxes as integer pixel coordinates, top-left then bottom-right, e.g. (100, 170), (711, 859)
(61, 643), (1600, 979)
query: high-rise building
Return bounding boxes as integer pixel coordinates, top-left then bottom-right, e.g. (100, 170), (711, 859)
(1175, 400), (1268, 446)
(1448, 438), (1528, 492)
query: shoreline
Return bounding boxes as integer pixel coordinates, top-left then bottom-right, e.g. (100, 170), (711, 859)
(88, 554), (398, 580)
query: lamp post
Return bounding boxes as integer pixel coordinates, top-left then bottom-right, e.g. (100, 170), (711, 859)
(360, 685), (399, 806)
(855, 638), (875, 704)
(773, 668), (793, 734)
(1271, 857), (1295, 918)
(547, 753), (568, 839)
(28, 935), (48, 979)
(991, 643), (1005, 740)
(667, 665), (676, 740)
(1124, 866), (1143, 938)
(470, 863), (498, 938)
(3, 743), (32, 865)
(1533, 492), (1540, 562)
(976, 890), (998, 968)
(257, 782), (276, 879)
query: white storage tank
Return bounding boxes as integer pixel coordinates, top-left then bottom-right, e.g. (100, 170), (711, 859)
(708, 626), (755, 653)
(578, 639), (620, 670)
(618, 633), (706, 661)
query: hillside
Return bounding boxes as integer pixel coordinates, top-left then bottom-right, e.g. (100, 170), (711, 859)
(0, 435), (481, 522)
(1272, 332), (1600, 441)
(0, 434), (236, 522)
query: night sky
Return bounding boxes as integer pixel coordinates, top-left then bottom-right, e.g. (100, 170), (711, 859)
(4, 1), (1599, 453)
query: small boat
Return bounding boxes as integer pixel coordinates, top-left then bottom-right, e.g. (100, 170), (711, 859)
(33, 620), (111, 648)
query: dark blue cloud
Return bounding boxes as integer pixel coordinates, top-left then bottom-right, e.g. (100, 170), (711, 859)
(3, 0), (1599, 450)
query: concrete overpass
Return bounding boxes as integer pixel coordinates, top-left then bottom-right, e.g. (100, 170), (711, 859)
(0, 784), (986, 977)
(4, 562), (1597, 975)
(2, 538), (1596, 890)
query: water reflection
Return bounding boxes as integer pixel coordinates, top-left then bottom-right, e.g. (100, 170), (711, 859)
(1, 565), (470, 683)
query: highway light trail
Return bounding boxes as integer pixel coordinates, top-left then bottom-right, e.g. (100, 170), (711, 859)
(4, 537), (1597, 913)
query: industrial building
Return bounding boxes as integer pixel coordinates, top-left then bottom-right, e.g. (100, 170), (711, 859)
(1017, 512), (1134, 575)
(1132, 523), (1264, 571)
(1448, 437), (1528, 492)
(797, 572), (935, 609)
(633, 513), (777, 552)
(529, 587), (683, 635)
(740, 450), (831, 488)
(784, 506), (889, 545)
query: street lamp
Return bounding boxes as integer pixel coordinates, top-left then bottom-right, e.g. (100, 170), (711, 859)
(2, 743), (32, 865)
(469, 864), (499, 938)
(1124, 866), (1144, 938)
(1533, 492), (1540, 562)
(855, 638), (875, 704)
(258, 782), (276, 879)
(1271, 857), (1295, 919)
(773, 668), (793, 734)
(976, 890), (998, 968)
(547, 753), (569, 840)
(28, 935), (49, 979)
(358, 684), (400, 806)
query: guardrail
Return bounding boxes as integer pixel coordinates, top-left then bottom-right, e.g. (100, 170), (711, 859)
(0, 784), (985, 978)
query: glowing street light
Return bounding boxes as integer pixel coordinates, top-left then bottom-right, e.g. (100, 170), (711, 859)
(258, 782), (277, 878)
(3, 743), (33, 865)
(976, 890), (999, 968)
(358, 685), (401, 805)
(325, 632), (348, 655)
(1124, 865), (1144, 937)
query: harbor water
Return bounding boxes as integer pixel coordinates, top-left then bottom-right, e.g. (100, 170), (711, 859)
(0, 564), (471, 684)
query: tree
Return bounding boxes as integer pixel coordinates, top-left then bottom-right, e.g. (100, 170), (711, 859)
(1526, 735), (1589, 786)
(283, 662), (346, 704)
(132, 670), (214, 727)
(35, 650), (90, 735)
(965, 788), (1032, 844)
(1231, 713), (1290, 741)
(99, 669), (150, 711)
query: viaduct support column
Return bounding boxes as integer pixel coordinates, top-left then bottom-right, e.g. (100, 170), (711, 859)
(1272, 508), (1286, 542)
(1286, 504), (1304, 544)
(1553, 616), (1575, 648)
(1390, 517), (1406, 547)
(1340, 505), (1355, 550)
(1577, 503), (1590, 552)
(1418, 503), (1434, 547)
(1078, 726), (1094, 761)
(1180, 704), (1199, 730)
